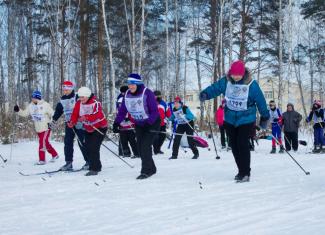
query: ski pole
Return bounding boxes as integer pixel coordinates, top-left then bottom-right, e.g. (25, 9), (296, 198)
(204, 103), (220, 159)
(71, 127), (84, 147)
(151, 130), (199, 138)
(92, 126), (134, 168)
(267, 130), (310, 175)
(0, 154), (7, 163)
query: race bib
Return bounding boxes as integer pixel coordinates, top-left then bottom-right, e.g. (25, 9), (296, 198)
(125, 88), (149, 121)
(61, 97), (75, 121)
(30, 105), (45, 122)
(173, 109), (187, 124)
(79, 103), (95, 116)
(225, 81), (251, 111)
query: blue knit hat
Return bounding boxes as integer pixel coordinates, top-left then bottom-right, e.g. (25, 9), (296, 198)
(32, 90), (42, 100)
(127, 73), (143, 85)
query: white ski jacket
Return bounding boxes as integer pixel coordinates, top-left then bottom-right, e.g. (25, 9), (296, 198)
(18, 100), (54, 133)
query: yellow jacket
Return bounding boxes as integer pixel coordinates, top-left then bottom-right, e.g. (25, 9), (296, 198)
(18, 100), (54, 133)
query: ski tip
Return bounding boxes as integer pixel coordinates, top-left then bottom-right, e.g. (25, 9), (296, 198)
(306, 172), (311, 175)
(216, 156), (221, 159)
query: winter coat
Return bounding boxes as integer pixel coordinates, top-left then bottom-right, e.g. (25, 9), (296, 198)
(115, 84), (159, 127)
(17, 100), (54, 133)
(200, 71), (270, 127)
(70, 94), (108, 133)
(306, 108), (325, 129)
(170, 105), (195, 124)
(215, 106), (224, 127)
(282, 106), (302, 133)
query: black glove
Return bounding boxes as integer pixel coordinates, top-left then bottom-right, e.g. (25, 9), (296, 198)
(14, 105), (19, 112)
(259, 116), (269, 130)
(113, 122), (120, 133)
(199, 92), (208, 102)
(273, 118), (279, 122)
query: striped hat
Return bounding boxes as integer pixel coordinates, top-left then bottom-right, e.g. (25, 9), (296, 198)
(32, 90), (42, 100)
(62, 81), (74, 90)
(127, 73), (143, 85)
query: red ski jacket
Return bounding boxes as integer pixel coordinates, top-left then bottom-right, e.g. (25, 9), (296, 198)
(70, 94), (108, 132)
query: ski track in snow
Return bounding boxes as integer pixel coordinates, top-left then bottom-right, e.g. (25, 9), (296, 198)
(1, 138), (325, 235)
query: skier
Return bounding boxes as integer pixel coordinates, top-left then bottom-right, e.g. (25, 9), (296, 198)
(215, 99), (228, 149)
(113, 73), (160, 180)
(51, 81), (89, 171)
(199, 60), (270, 183)
(116, 85), (128, 109)
(282, 103), (302, 152)
(306, 100), (325, 153)
(67, 87), (108, 176)
(269, 100), (285, 153)
(115, 95), (139, 158)
(14, 90), (59, 165)
(153, 90), (171, 155)
(169, 96), (199, 159)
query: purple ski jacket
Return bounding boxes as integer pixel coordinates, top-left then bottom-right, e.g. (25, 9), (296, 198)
(115, 84), (159, 126)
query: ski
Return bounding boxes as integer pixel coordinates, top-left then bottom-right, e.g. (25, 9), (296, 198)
(19, 169), (62, 176)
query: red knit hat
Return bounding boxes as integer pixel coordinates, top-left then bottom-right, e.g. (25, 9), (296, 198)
(62, 81), (74, 90)
(174, 96), (182, 102)
(229, 60), (246, 77)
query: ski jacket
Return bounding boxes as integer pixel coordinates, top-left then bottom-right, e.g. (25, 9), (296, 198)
(158, 102), (171, 126)
(306, 108), (325, 129)
(269, 108), (283, 127)
(70, 94), (108, 133)
(170, 105), (195, 125)
(215, 106), (224, 127)
(17, 100), (54, 133)
(282, 106), (302, 133)
(115, 84), (159, 127)
(200, 71), (270, 127)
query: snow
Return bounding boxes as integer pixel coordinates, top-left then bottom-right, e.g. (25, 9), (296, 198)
(1, 137), (325, 235)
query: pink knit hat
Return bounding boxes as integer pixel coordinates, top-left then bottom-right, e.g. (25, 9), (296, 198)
(229, 60), (246, 77)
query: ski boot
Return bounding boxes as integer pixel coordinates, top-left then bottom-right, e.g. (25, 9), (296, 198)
(236, 175), (250, 183)
(60, 161), (73, 171)
(35, 161), (46, 165)
(81, 162), (89, 170)
(49, 155), (59, 163)
(192, 154), (199, 159)
(279, 146), (285, 153)
(312, 146), (321, 153)
(169, 155), (177, 160)
(270, 147), (276, 154)
(85, 170), (99, 176)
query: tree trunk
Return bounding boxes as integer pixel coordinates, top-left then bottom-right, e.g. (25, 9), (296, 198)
(174, 0), (180, 97)
(98, 1), (104, 103)
(138, 0), (145, 74)
(131, 0), (136, 71)
(80, 0), (89, 86)
(278, 0), (283, 109)
(102, 0), (116, 113)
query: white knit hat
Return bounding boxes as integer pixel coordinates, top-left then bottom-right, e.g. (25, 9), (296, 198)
(78, 87), (91, 97)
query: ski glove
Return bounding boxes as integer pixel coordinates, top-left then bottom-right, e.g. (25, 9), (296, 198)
(78, 116), (88, 122)
(112, 122), (120, 133)
(199, 92), (208, 102)
(14, 105), (19, 112)
(259, 116), (269, 130)
(48, 121), (56, 130)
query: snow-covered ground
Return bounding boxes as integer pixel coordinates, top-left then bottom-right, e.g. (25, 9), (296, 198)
(1, 136), (325, 235)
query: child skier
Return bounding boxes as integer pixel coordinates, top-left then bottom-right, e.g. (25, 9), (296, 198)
(153, 90), (171, 155)
(14, 90), (59, 165)
(306, 100), (325, 153)
(113, 73), (160, 180)
(169, 96), (199, 159)
(199, 60), (270, 183)
(68, 87), (108, 176)
(51, 81), (89, 171)
(215, 99), (228, 149)
(115, 95), (139, 158)
(269, 100), (285, 153)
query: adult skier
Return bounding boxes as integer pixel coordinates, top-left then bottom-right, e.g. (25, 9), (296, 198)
(14, 90), (59, 165)
(153, 90), (171, 155)
(169, 96), (199, 159)
(51, 81), (89, 171)
(68, 87), (108, 176)
(199, 60), (270, 183)
(113, 73), (160, 180)
(282, 103), (302, 152)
